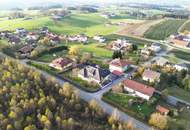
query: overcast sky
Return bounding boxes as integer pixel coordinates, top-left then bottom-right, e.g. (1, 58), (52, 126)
(1, 0), (190, 9)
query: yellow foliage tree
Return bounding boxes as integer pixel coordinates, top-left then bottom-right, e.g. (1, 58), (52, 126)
(69, 46), (80, 56)
(149, 113), (167, 130)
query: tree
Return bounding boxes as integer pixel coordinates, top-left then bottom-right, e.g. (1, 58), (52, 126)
(112, 50), (122, 59)
(108, 109), (120, 125)
(39, 37), (51, 46)
(182, 75), (190, 91)
(149, 113), (167, 130)
(89, 99), (103, 115)
(24, 125), (37, 130)
(69, 46), (80, 56)
(59, 82), (74, 98)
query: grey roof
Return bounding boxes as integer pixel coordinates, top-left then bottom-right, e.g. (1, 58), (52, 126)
(79, 65), (110, 82)
(176, 63), (190, 68)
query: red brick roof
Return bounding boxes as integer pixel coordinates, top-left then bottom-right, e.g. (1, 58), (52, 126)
(112, 70), (123, 76)
(52, 57), (73, 67)
(110, 59), (131, 67)
(156, 105), (169, 114)
(171, 39), (189, 47)
(123, 79), (155, 96)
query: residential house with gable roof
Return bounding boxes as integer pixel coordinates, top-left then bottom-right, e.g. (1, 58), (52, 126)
(142, 69), (161, 83)
(123, 79), (155, 100)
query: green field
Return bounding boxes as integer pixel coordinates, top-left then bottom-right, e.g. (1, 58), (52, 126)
(168, 49), (190, 62)
(180, 20), (190, 32)
(0, 13), (120, 36)
(144, 19), (186, 40)
(167, 87), (190, 103)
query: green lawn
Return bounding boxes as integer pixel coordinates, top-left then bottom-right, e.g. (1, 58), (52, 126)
(168, 108), (190, 130)
(36, 50), (68, 63)
(0, 40), (9, 50)
(144, 19), (186, 40)
(167, 87), (190, 103)
(103, 92), (156, 120)
(72, 43), (113, 58)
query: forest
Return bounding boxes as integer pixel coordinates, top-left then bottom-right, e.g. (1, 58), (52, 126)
(0, 58), (136, 130)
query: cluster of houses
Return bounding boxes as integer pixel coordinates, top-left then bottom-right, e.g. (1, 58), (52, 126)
(49, 57), (132, 85)
(154, 57), (190, 71)
(111, 39), (133, 52)
(66, 34), (88, 43)
(0, 27), (62, 57)
(170, 32), (190, 48)
(141, 43), (162, 56)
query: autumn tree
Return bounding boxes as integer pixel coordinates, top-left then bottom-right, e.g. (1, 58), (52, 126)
(149, 113), (168, 130)
(69, 46), (80, 56)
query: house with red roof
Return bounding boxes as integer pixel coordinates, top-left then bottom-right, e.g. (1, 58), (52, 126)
(142, 69), (161, 83)
(109, 59), (131, 74)
(49, 57), (74, 71)
(156, 105), (170, 115)
(123, 79), (155, 100)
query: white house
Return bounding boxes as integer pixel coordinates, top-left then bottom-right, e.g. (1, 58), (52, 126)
(142, 69), (161, 83)
(109, 59), (131, 73)
(93, 35), (106, 43)
(149, 43), (162, 53)
(123, 79), (155, 100)
(174, 63), (189, 71)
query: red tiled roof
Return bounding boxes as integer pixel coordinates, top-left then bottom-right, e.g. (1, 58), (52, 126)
(123, 79), (155, 96)
(156, 105), (169, 114)
(171, 39), (189, 47)
(110, 59), (131, 67)
(52, 57), (73, 67)
(112, 70), (123, 76)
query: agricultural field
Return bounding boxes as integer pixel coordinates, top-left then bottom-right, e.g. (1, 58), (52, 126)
(144, 19), (186, 40)
(0, 13), (120, 36)
(179, 20), (190, 32)
(0, 17), (51, 31)
(116, 19), (164, 37)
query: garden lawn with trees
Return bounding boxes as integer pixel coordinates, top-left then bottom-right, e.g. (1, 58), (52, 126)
(144, 19), (186, 40)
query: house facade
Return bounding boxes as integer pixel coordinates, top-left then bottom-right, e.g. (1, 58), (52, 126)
(123, 79), (155, 100)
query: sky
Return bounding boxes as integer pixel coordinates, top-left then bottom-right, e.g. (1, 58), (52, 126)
(0, 0), (190, 9)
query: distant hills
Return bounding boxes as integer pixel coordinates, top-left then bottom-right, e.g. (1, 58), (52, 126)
(0, 0), (190, 10)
